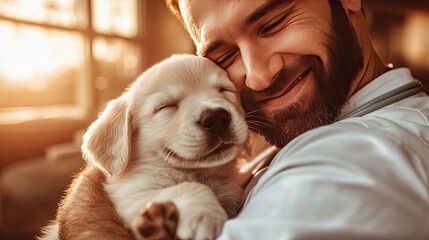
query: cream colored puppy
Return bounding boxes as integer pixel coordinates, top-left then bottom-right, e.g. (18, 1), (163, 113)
(40, 54), (248, 240)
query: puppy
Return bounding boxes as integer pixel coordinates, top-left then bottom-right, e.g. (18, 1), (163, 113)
(39, 54), (248, 240)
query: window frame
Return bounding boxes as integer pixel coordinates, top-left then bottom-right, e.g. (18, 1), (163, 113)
(0, 0), (146, 126)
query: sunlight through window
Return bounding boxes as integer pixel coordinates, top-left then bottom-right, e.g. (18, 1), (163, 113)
(0, 0), (87, 28)
(0, 22), (84, 91)
(92, 0), (138, 38)
(0, 0), (141, 123)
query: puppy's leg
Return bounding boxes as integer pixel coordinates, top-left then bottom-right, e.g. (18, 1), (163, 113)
(133, 201), (178, 240)
(132, 182), (228, 240)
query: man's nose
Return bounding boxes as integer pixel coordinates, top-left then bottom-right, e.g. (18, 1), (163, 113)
(241, 44), (282, 91)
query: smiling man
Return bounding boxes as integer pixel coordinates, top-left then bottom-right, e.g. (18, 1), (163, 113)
(166, 0), (429, 239)
(175, 0), (375, 147)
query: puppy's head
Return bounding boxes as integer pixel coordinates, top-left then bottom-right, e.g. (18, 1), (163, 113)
(82, 54), (248, 177)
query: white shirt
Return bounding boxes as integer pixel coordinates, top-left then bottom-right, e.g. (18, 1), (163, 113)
(219, 68), (429, 240)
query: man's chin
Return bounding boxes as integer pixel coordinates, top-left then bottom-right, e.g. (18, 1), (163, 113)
(257, 115), (304, 148)
(258, 103), (339, 148)
(260, 120), (306, 148)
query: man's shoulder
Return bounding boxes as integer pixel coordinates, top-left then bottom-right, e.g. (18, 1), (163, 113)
(326, 93), (429, 140)
(275, 104), (429, 166)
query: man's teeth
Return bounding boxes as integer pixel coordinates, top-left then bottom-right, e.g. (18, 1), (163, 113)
(285, 69), (310, 92)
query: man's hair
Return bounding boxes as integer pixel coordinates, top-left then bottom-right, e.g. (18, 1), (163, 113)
(166, 0), (186, 27)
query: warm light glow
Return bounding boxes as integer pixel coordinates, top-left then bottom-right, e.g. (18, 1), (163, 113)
(0, 0), (140, 123)
(92, 0), (138, 38)
(0, 22), (84, 90)
(92, 36), (140, 79)
(403, 12), (429, 68)
(0, 0), (85, 28)
(93, 37), (122, 62)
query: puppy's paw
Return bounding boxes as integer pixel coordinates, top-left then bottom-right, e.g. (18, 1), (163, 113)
(132, 201), (179, 240)
(177, 207), (228, 240)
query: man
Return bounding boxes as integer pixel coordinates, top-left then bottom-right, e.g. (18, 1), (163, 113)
(166, 0), (429, 239)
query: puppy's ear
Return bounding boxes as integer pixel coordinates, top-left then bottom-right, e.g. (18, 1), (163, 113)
(82, 94), (131, 177)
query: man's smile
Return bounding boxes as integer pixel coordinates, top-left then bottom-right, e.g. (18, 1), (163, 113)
(242, 62), (314, 112)
(262, 67), (312, 103)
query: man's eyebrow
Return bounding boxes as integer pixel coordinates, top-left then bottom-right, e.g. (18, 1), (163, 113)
(244, 0), (293, 27)
(199, 40), (224, 57)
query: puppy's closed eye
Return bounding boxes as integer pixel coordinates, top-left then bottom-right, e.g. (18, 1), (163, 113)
(148, 93), (179, 114)
(155, 103), (178, 113)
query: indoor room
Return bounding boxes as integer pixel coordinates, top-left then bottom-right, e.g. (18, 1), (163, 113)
(0, 0), (428, 239)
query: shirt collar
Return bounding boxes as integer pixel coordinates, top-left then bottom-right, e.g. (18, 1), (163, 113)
(339, 68), (419, 119)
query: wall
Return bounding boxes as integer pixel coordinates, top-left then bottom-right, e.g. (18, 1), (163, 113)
(363, 0), (429, 90)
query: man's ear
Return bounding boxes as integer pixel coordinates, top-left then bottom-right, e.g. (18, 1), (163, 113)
(82, 94), (132, 177)
(340, 0), (362, 14)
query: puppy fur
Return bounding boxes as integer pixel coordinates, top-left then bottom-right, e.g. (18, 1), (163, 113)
(39, 54), (248, 240)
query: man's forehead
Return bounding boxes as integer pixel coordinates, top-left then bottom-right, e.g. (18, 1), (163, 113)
(178, 0), (203, 44)
(179, 0), (245, 54)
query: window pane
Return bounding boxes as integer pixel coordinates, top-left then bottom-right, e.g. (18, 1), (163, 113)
(92, 0), (138, 38)
(0, 21), (88, 121)
(93, 36), (140, 103)
(0, 0), (87, 28)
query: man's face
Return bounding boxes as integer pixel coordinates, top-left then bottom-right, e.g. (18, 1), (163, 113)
(180, 0), (363, 147)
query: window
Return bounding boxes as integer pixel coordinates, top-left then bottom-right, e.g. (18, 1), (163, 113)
(0, 0), (144, 124)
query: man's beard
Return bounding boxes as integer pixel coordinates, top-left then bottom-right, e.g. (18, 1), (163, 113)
(242, 1), (364, 148)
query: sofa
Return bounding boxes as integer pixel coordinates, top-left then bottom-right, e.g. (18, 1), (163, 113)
(0, 130), (85, 240)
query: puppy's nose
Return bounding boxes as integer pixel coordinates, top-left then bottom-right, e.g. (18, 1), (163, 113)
(199, 108), (231, 136)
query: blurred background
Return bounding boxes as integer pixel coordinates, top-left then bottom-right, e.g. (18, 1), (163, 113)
(0, 0), (428, 239)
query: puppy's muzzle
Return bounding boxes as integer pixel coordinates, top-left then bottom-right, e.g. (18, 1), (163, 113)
(199, 108), (231, 137)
